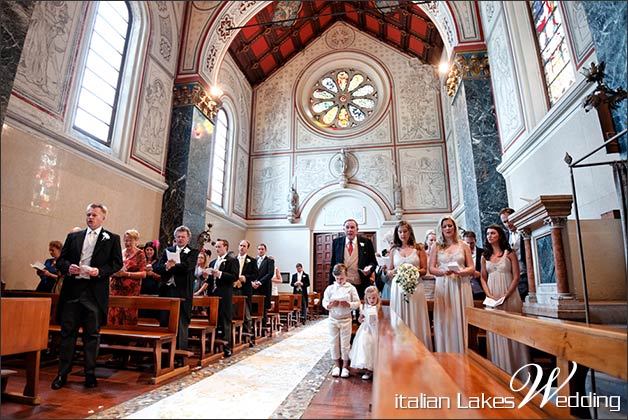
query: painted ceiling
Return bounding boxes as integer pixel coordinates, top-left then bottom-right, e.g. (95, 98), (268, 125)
(227, 0), (444, 86)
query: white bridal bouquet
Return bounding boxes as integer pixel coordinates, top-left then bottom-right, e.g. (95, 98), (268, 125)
(394, 263), (420, 303)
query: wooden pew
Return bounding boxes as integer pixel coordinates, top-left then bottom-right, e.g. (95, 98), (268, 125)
(48, 296), (187, 384)
(267, 295), (281, 336)
(372, 307), (562, 418)
(1, 297), (51, 405)
(277, 293), (295, 331)
(2, 290), (59, 326)
(189, 295), (222, 367)
(250, 295), (267, 342)
(460, 307), (628, 417)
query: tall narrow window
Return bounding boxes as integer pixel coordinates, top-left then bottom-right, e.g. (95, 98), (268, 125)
(210, 109), (229, 207)
(528, 1), (575, 105)
(73, 1), (131, 145)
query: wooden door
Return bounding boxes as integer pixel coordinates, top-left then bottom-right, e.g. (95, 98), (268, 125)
(313, 231), (377, 295)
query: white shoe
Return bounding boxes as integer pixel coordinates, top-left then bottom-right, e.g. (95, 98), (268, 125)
(361, 373), (372, 380)
(341, 368), (350, 378)
(331, 366), (340, 377)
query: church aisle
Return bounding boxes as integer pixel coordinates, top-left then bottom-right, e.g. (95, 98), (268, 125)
(120, 319), (330, 419)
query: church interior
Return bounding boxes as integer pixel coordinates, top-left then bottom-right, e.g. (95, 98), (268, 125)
(1, 1), (626, 418)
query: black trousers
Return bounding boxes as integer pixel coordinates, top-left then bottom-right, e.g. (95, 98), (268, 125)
(58, 291), (101, 376)
(159, 285), (190, 350)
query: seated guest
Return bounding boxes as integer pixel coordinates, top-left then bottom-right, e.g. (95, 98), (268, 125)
(108, 229), (146, 326)
(34, 240), (63, 292)
(462, 230), (486, 300)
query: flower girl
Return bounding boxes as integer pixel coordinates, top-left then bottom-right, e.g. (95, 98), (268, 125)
(349, 285), (381, 380)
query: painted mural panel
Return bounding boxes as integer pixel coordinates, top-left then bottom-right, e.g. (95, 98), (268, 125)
(14, 1), (85, 116)
(233, 145), (249, 216)
(398, 145), (449, 212)
(132, 60), (172, 170)
(249, 155), (291, 217)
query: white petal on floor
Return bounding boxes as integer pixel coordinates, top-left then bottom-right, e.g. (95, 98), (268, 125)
(125, 319), (330, 419)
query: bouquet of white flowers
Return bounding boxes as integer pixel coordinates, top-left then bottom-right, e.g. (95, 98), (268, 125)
(393, 263), (421, 303)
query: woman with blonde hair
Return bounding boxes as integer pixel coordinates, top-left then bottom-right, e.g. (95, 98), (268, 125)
(428, 215), (475, 353)
(108, 229), (146, 326)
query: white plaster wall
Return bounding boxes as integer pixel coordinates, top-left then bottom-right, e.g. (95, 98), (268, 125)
(1, 125), (163, 290)
(564, 220), (627, 301)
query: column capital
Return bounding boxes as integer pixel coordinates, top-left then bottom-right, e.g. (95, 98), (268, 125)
(543, 216), (567, 228)
(520, 228), (532, 240)
(173, 82), (222, 123)
(446, 50), (490, 97)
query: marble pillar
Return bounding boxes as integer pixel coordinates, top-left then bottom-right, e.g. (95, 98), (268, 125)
(544, 217), (570, 296)
(581, 1), (627, 159)
(522, 229), (536, 299)
(159, 83), (218, 248)
(0, 1), (35, 126)
(450, 51), (508, 240)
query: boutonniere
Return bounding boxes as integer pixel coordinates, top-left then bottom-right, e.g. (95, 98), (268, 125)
(102, 232), (110, 241)
(360, 242), (365, 247)
(183, 248), (190, 254)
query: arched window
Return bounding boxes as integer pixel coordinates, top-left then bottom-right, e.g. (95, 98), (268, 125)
(528, 1), (575, 105)
(210, 109), (229, 207)
(73, 1), (132, 145)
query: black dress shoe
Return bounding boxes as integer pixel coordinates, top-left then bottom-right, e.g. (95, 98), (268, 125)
(223, 349), (232, 358)
(84, 374), (98, 388)
(51, 375), (67, 390)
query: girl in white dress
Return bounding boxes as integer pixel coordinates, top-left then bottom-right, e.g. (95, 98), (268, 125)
(349, 286), (380, 380)
(429, 215), (475, 353)
(388, 221), (433, 350)
(481, 224), (530, 378)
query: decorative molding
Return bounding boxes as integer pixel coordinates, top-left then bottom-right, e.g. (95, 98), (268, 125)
(543, 216), (568, 228)
(446, 50), (490, 97)
(172, 82), (221, 123)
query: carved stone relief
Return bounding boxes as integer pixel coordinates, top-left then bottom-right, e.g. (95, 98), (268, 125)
(249, 155), (291, 217)
(14, 1), (84, 116)
(132, 61), (172, 170)
(398, 146), (449, 211)
(325, 24), (355, 49)
(233, 145), (249, 216)
(253, 76), (291, 152)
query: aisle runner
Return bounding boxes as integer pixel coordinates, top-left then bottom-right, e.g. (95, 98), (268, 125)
(126, 319), (330, 419)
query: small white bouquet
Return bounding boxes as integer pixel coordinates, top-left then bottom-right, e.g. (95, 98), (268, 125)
(394, 263), (420, 303)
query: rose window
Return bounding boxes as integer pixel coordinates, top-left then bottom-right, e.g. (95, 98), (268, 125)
(310, 69), (378, 129)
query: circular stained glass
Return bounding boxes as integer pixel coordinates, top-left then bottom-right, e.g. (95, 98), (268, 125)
(310, 69), (378, 129)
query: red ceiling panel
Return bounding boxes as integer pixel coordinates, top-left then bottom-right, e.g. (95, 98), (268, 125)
(387, 26), (402, 44)
(408, 36), (425, 56)
(279, 38), (295, 57)
(251, 36), (270, 57)
(300, 22), (314, 43)
(364, 14), (379, 33)
(227, 1), (444, 87)
(259, 54), (276, 74)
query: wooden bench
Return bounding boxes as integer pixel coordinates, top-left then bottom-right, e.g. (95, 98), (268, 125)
(372, 307), (567, 418)
(188, 295), (222, 367)
(48, 296), (188, 384)
(267, 295), (281, 336)
(277, 293), (295, 331)
(250, 295), (267, 341)
(1, 297), (51, 405)
(460, 307), (628, 417)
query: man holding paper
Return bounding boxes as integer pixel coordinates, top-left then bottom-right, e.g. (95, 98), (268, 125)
(154, 225), (199, 355)
(52, 203), (123, 390)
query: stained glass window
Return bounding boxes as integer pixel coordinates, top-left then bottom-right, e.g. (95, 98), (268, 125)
(73, 1), (132, 145)
(310, 69), (378, 129)
(528, 1), (575, 105)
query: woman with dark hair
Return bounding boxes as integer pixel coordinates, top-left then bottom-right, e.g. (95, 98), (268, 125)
(480, 224), (530, 377)
(35, 240), (63, 292)
(140, 240), (161, 296)
(387, 220), (432, 350)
